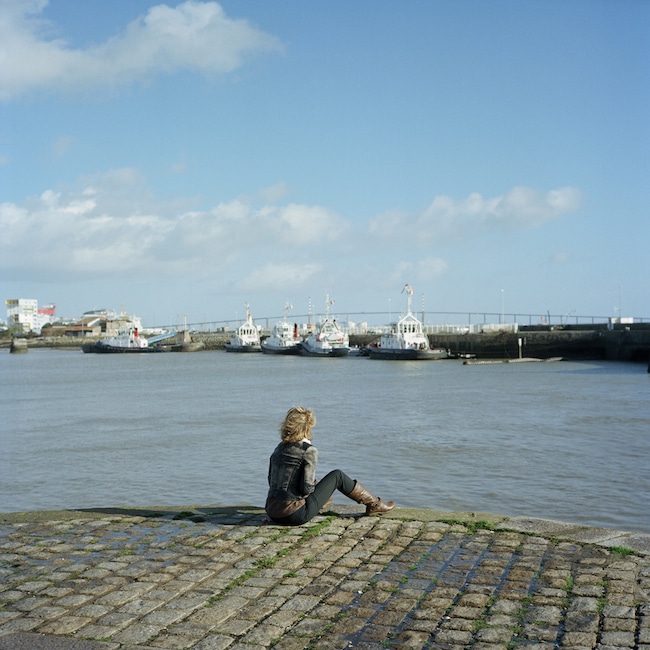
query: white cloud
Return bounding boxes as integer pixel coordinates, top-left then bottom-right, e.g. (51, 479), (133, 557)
(252, 182), (290, 204)
(550, 251), (571, 264)
(236, 262), (321, 294)
(0, 170), (347, 280)
(0, 0), (283, 100)
(369, 186), (583, 246)
(384, 257), (449, 292)
(50, 135), (75, 160)
(0, 173), (582, 314)
(260, 204), (349, 246)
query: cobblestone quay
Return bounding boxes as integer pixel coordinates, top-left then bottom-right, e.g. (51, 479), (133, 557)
(1, 505), (649, 649)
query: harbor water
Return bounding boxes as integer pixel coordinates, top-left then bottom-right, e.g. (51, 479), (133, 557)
(2, 349), (649, 533)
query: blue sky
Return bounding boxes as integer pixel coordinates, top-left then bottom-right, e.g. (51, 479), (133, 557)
(1, 0), (648, 327)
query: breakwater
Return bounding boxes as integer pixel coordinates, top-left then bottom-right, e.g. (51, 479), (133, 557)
(425, 327), (650, 362)
(356, 327), (650, 362)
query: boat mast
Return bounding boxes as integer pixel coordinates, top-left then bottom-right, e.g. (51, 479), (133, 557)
(324, 295), (333, 321)
(402, 284), (414, 315)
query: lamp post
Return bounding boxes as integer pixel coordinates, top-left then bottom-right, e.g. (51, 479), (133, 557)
(501, 289), (504, 325)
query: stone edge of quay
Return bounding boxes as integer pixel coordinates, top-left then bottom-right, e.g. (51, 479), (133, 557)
(1, 504), (649, 556)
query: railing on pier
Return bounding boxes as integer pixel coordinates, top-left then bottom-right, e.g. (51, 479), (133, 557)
(156, 311), (648, 335)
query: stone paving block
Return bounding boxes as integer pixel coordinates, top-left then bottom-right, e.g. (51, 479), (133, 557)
(118, 599), (167, 616)
(435, 627), (473, 644)
(359, 588), (391, 605)
(41, 586), (74, 598)
(359, 622), (392, 641)
(0, 617), (41, 633)
(607, 591), (636, 606)
(476, 626), (514, 643)
(95, 612), (139, 629)
(37, 615), (93, 635)
(456, 593), (491, 608)
(95, 591), (138, 607)
(485, 613), (517, 627)
(440, 617), (475, 632)
(525, 604), (563, 624)
(140, 608), (189, 626)
(55, 593), (93, 608)
(523, 623), (559, 642)
(12, 597), (51, 612)
(385, 597), (420, 613)
(192, 633), (236, 649)
(0, 611), (21, 626)
(74, 604), (112, 618)
(75, 623), (123, 639)
(26, 605), (69, 620)
(237, 595), (286, 620)
(148, 632), (204, 648)
(329, 615), (366, 635)
(602, 604), (636, 618)
(564, 611), (599, 633)
(599, 629), (637, 646)
(603, 616), (637, 632)
(175, 569), (217, 583)
(15, 580), (52, 593)
(263, 609), (304, 631)
(272, 636), (312, 650)
(111, 623), (164, 645)
(239, 622), (286, 645)
(402, 617), (439, 633)
(561, 630), (598, 646)
(572, 584), (604, 597)
(280, 595), (321, 612)
(0, 590), (25, 603)
(189, 596), (249, 625)
(268, 585), (302, 599)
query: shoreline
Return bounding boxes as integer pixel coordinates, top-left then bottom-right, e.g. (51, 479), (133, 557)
(3, 328), (650, 362)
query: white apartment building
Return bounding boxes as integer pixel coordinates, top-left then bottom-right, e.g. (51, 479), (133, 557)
(5, 299), (55, 334)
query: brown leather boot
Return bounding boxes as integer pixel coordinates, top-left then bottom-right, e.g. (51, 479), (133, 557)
(347, 481), (395, 515)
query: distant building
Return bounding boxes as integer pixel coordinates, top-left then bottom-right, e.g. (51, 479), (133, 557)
(5, 299), (57, 334)
(608, 316), (634, 330)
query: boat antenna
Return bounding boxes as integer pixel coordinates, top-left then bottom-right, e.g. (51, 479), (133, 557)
(402, 284), (414, 314)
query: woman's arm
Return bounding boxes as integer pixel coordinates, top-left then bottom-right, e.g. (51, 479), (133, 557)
(301, 446), (318, 495)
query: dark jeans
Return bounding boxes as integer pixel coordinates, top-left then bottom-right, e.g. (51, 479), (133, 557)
(272, 470), (356, 526)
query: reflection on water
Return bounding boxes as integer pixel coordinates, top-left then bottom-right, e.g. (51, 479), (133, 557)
(2, 349), (649, 533)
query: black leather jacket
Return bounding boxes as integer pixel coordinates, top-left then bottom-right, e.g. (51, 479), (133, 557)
(267, 441), (317, 500)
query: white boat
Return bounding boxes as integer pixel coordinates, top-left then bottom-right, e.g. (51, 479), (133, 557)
(83, 324), (167, 353)
(368, 284), (449, 360)
(300, 296), (350, 357)
(261, 304), (302, 355)
(224, 304), (262, 352)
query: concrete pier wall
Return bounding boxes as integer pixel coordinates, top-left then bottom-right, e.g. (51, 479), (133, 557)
(424, 328), (650, 362)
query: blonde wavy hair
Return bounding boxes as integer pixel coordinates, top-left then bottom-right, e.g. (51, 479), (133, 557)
(280, 406), (316, 443)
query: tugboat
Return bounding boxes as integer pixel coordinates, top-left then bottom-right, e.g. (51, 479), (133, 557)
(300, 296), (350, 357)
(368, 284), (449, 360)
(224, 304), (262, 352)
(261, 304), (302, 355)
(82, 325), (168, 353)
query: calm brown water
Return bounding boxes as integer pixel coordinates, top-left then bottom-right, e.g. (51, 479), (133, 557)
(2, 349), (648, 532)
